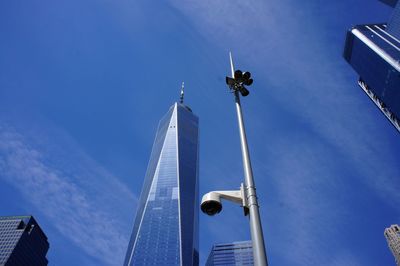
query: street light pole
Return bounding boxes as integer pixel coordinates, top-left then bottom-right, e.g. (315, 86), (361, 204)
(229, 53), (268, 266)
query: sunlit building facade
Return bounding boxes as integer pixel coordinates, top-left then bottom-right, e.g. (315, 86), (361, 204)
(385, 224), (400, 266)
(206, 241), (253, 266)
(0, 215), (49, 266)
(343, 0), (400, 132)
(124, 102), (199, 266)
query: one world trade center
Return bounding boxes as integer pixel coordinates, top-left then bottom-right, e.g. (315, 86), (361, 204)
(124, 90), (199, 266)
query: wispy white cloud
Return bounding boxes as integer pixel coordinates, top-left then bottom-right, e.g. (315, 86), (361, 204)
(167, 1), (400, 265)
(255, 133), (360, 265)
(0, 122), (136, 265)
(168, 0), (400, 204)
(326, 251), (363, 266)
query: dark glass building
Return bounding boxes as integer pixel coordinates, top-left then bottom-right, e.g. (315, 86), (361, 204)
(0, 216), (49, 266)
(206, 241), (253, 266)
(124, 102), (199, 266)
(343, 0), (400, 132)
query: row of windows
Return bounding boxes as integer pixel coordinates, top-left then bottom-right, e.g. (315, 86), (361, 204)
(0, 236), (21, 241)
(0, 231), (23, 235)
(0, 243), (17, 248)
(0, 221), (19, 224)
(0, 225), (20, 231)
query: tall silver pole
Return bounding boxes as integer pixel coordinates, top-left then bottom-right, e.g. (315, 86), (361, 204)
(229, 53), (268, 266)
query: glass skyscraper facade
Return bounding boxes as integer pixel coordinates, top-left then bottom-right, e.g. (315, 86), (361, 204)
(343, 0), (400, 132)
(0, 216), (49, 266)
(206, 241), (253, 266)
(124, 102), (199, 266)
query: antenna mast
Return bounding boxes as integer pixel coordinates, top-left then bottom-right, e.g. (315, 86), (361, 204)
(180, 82), (184, 104)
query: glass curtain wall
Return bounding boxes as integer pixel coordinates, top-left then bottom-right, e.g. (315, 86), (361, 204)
(124, 103), (199, 266)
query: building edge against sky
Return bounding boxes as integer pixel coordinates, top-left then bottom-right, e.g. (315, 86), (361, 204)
(0, 215), (49, 266)
(343, 0), (400, 132)
(384, 225), (400, 266)
(124, 102), (199, 265)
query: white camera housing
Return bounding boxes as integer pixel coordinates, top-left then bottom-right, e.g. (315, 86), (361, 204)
(200, 184), (248, 216)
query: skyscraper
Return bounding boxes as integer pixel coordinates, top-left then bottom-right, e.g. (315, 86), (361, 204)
(343, 0), (400, 132)
(0, 215), (49, 266)
(124, 101), (199, 266)
(384, 224), (400, 265)
(206, 241), (253, 266)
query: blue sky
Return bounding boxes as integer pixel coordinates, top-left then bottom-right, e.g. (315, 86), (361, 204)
(0, 0), (399, 265)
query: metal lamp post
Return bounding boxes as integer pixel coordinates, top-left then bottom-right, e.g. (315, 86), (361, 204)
(227, 53), (268, 266)
(200, 53), (268, 266)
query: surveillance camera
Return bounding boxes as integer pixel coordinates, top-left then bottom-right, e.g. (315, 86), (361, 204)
(200, 192), (222, 216)
(201, 188), (246, 216)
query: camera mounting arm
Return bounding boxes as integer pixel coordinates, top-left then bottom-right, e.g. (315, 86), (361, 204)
(201, 183), (249, 216)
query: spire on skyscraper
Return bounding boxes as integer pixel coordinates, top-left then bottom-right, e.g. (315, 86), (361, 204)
(180, 82), (184, 104)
